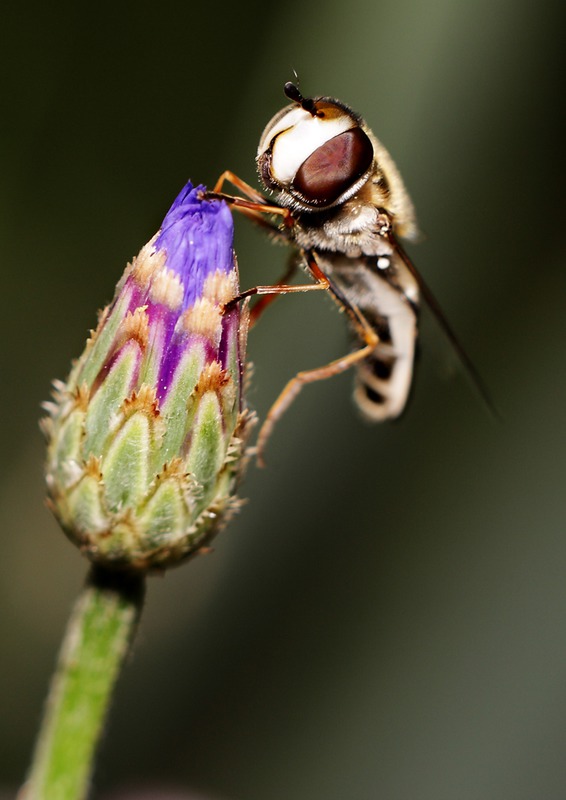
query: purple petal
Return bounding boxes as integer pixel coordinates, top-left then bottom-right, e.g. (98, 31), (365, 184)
(154, 182), (235, 310)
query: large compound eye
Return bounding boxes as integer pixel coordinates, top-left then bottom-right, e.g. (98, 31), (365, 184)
(293, 127), (373, 205)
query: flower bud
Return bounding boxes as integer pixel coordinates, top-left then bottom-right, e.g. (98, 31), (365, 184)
(42, 182), (253, 570)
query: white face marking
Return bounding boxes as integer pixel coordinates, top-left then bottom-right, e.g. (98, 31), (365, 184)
(257, 106), (311, 156)
(376, 256), (391, 270)
(258, 106), (355, 186)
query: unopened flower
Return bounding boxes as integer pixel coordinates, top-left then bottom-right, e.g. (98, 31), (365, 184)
(42, 182), (253, 570)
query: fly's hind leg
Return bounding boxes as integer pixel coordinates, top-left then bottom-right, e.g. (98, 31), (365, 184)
(255, 329), (378, 466)
(254, 251), (380, 465)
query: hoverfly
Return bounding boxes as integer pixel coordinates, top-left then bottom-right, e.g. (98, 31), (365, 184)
(209, 82), (492, 462)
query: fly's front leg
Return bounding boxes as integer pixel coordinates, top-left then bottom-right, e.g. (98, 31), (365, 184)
(206, 170), (294, 233)
(213, 170), (268, 204)
(206, 191), (292, 230)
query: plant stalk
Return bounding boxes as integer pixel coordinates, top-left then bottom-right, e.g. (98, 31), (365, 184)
(23, 565), (145, 800)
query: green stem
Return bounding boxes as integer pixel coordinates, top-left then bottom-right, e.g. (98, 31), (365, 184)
(24, 566), (145, 800)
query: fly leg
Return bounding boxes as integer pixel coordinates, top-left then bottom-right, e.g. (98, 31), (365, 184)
(212, 170), (269, 203)
(207, 180), (385, 461)
(206, 172), (301, 320)
(223, 262), (329, 315)
(248, 257), (299, 327)
(253, 251), (380, 465)
(206, 171), (294, 235)
(255, 329), (378, 466)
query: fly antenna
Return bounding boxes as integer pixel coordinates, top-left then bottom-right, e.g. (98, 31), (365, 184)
(284, 80), (317, 116)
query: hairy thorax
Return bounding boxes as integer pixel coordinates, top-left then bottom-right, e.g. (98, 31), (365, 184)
(286, 166), (417, 259)
(290, 197), (395, 259)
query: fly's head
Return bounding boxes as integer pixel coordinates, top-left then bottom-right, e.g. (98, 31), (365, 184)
(256, 83), (375, 214)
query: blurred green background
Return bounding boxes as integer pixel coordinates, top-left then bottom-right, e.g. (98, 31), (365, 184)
(2, 0), (565, 798)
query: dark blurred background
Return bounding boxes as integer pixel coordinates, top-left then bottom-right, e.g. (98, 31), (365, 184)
(2, 1), (566, 798)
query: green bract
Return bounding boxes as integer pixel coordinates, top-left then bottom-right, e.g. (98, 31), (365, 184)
(42, 183), (252, 571)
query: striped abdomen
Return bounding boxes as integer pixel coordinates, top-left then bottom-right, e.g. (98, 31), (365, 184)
(320, 250), (419, 421)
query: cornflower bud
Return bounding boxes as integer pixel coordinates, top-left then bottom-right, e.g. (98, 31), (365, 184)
(42, 182), (252, 570)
